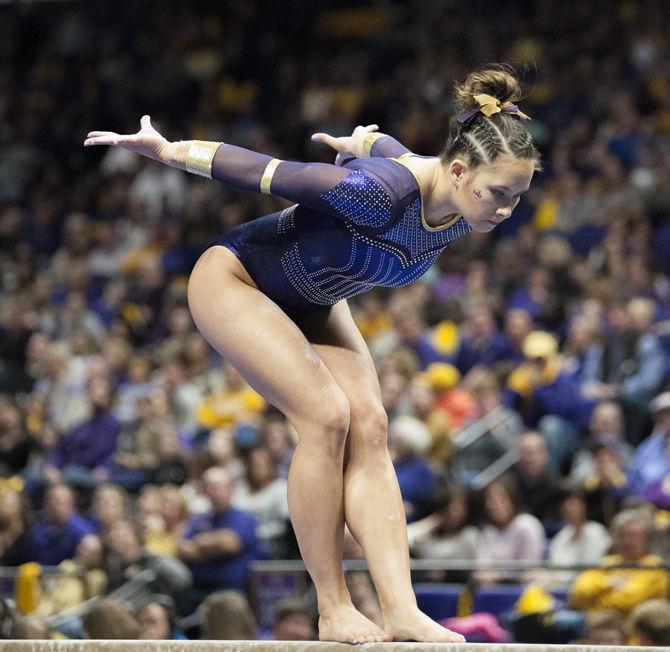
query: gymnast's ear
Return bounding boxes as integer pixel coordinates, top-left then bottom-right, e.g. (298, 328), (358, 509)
(448, 158), (468, 186)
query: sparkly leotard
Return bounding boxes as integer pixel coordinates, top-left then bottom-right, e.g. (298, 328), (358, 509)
(213, 136), (472, 314)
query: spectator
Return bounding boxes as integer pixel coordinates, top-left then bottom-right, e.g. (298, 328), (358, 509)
(407, 484), (478, 582)
(498, 307), (533, 374)
(262, 416), (295, 481)
(136, 484), (163, 536)
(582, 609), (627, 646)
(407, 374), (451, 464)
(272, 598), (316, 641)
(0, 399), (35, 477)
(0, 488), (31, 566)
(505, 266), (558, 327)
(389, 300), (449, 371)
(138, 597), (185, 640)
(44, 376), (120, 491)
(450, 369), (523, 485)
(389, 415), (438, 522)
(198, 591), (257, 640)
(114, 354), (153, 425)
(582, 442), (632, 526)
(24, 482), (93, 565)
(177, 467), (259, 613)
(112, 388), (186, 488)
(563, 311), (602, 379)
(199, 426), (246, 484)
(628, 599), (670, 647)
(233, 446), (290, 558)
(506, 331), (595, 472)
(34, 533), (107, 620)
(581, 299), (665, 444)
(88, 483), (127, 537)
(569, 509), (669, 615)
(453, 304), (509, 376)
(421, 363), (477, 431)
(195, 362), (265, 430)
(511, 431), (562, 534)
(569, 400), (633, 484)
(474, 477), (546, 585)
(105, 519), (192, 603)
(547, 490), (612, 586)
(144, 484), (189, 558)
(82, 598), (141, 640)
(630, 390), (670, 500)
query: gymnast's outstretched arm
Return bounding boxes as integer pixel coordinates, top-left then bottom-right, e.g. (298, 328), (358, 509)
(84, 115), (405, 225)
(312, 124), (412, 161)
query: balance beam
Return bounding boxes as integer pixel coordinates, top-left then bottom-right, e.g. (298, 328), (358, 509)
(0, 642), (665, 651)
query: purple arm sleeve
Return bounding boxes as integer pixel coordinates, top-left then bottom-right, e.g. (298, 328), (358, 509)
(210, 143), (397, 226)
(211, 143), (348, 204)
(369, 134), (412, 158)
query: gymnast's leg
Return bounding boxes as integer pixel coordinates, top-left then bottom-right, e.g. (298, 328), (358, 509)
(298, 301), (465, 643)
(187, 246), (385, 644)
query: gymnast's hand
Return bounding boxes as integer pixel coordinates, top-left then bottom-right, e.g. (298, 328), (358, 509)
(84, 115), (174, 164)
(311, 123), (379, 164)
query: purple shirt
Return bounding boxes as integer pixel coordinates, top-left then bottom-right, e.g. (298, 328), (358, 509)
(25, 514), (94, 565)
(48, 410), (120, 469)
(631, 430), (670, 495)
(182, 507), (259, 591)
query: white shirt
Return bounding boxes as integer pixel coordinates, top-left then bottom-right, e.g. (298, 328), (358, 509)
(549, 520), (612, 584)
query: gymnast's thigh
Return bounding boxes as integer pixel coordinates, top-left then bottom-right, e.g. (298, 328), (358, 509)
(187, 245), (347, 425)
(292, 300), (384, 424)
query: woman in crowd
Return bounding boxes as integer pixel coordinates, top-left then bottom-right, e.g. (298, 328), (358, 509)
(474, 476), (546, 585)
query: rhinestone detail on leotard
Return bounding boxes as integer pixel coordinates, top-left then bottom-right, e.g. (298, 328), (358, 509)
(321, 170), (392, 228)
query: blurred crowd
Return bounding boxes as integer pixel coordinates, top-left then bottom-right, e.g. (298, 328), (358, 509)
(1, 0), (670, 644)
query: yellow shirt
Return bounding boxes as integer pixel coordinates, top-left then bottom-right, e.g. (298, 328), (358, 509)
(196, 388), (265, 428)
(569, 554), (669, 614)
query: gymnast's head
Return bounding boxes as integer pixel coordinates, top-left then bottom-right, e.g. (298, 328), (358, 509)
(442, 65), (541, 233)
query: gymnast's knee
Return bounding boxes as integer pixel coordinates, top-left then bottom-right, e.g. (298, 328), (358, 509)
(297, 391), (351, 458)
(352, 403), (389, 455)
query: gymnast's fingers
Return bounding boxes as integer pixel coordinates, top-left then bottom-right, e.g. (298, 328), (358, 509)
(86, 131), (120, 138)
(311, 132), (345, 151)
(84, 134), (135, 146)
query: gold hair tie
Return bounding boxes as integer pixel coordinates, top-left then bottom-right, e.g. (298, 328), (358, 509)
(474, 94), (503, 117)
(456, 94), (531, 125)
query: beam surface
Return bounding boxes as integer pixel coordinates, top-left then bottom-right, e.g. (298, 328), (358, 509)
(0, 642), (665, 652)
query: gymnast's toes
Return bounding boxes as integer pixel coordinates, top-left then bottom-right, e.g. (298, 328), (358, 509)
(387, 607), (466, 643)
(318, 605), (386, 644)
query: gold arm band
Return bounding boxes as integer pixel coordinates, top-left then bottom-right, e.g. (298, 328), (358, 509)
(362, 132), (385, 157)
(260, 158), (282, 194)
(185, 141), (223, 178)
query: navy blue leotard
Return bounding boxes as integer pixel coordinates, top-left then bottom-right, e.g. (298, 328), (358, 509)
(211, 136), (472, 314)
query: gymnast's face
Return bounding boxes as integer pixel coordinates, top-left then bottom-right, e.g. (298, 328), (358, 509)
(451, 157), (535, 233)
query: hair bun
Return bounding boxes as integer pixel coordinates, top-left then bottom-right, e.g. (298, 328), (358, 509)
(454, 65), (522, 112)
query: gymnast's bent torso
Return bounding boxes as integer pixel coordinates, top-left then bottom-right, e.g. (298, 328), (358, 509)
(211, 139), (471, 314)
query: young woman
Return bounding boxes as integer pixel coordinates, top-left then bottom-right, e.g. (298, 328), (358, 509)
(85, 66), (539, 643)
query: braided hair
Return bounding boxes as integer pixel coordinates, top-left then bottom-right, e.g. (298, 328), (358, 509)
(442, 65), (541, 170)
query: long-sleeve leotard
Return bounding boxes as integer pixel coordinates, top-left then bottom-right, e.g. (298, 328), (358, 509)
(365, 133), (412, 159)
(212, 143), (471, 314)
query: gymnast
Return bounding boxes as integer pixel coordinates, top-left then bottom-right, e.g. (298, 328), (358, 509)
(84, 67), (540, 644)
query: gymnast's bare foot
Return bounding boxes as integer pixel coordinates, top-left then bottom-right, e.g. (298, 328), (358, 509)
(319, 604), (389, 644)
(387, 608), (466, 643)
